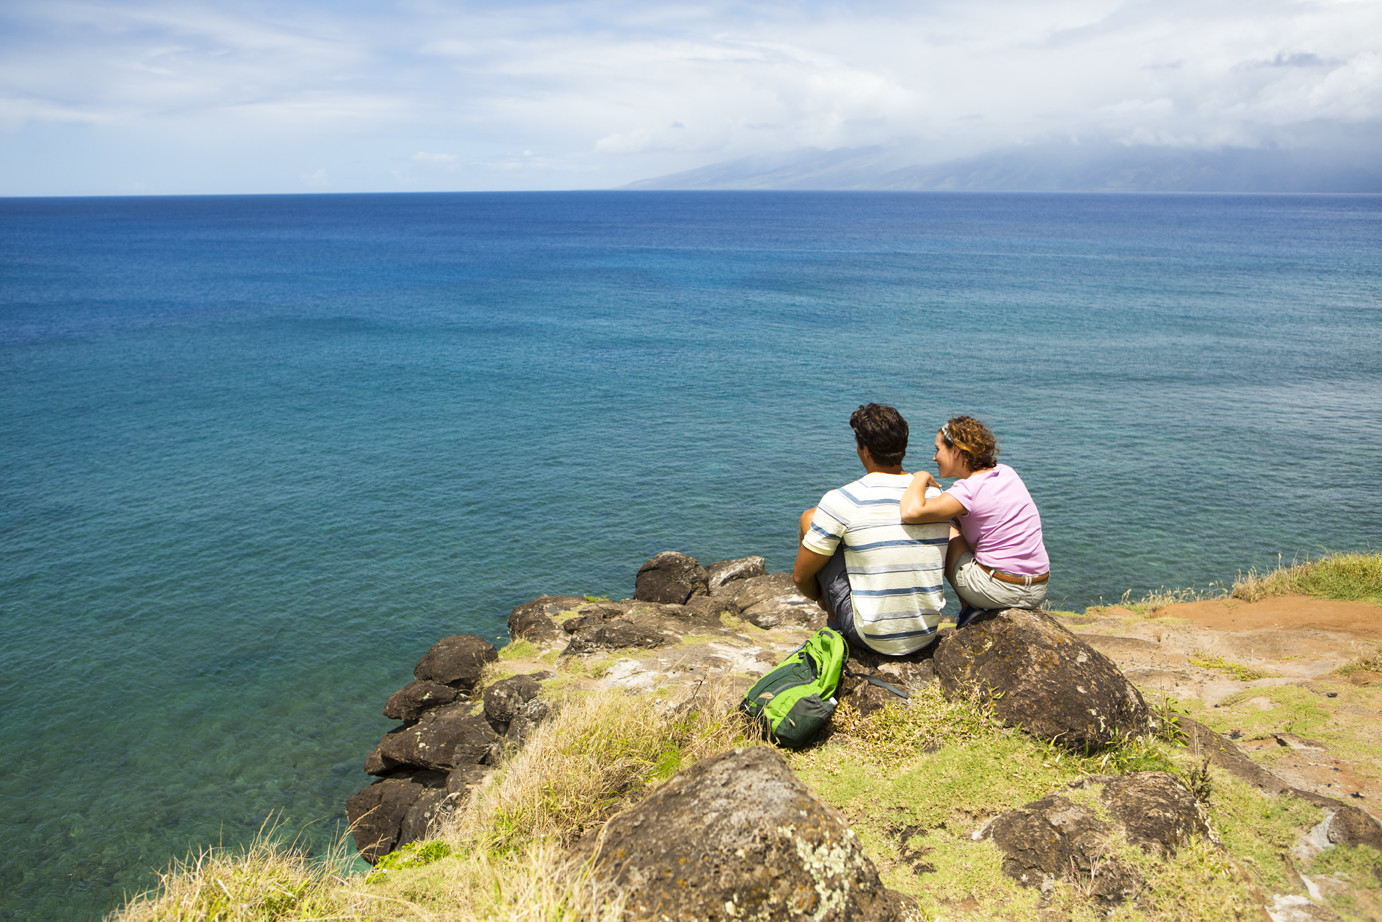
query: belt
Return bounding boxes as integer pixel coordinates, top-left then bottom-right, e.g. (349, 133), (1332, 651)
(979, 564), (1049, 586)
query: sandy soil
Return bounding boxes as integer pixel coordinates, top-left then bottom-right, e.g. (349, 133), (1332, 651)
(1157, 596), (1381, 638)
(1056, 594), (1382, 824)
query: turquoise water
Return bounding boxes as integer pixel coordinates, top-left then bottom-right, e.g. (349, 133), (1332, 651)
(2, 192), (1379, 919)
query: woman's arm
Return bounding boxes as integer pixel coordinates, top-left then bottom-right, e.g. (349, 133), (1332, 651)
(900, 471), (967, 523)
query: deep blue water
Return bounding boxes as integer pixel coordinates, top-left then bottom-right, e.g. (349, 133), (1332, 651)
(2, 191), (1379, 920)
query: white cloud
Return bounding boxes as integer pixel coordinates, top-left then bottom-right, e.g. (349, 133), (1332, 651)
(412, 151), (459, 167)
(1, 0), (1379, 193)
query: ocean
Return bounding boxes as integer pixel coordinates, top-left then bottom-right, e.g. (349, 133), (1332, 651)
(1, 191), (1379, 920)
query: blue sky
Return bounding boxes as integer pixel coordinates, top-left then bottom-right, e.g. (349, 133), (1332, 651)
(2, 0), (1379, 195)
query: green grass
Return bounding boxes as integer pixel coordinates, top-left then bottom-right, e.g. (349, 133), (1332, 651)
(1211, 773), (1325, 894)
(1309, 844), (1382, 921)
(1186, 651), (1276, 682)
(791, 690), (1326, 921)
(498, 639), (539, 660)
(1111, 583), (1231, 614)
(1232, 551), (1382, 605)
(108, 824), (362, 922)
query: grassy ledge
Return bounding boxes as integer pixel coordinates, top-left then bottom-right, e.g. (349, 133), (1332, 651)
(1230, 551), (1382, 605)
(1093, 550), (1382, 614)
(110, 552), (1382, 921)
(112, 681), (1380, 921)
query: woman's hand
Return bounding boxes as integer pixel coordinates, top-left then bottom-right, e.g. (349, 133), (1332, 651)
(899, 471), (966, 524)
(911, 470), (939, 493)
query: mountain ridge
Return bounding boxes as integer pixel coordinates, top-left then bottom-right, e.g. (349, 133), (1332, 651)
(623, 142), (1382, 193)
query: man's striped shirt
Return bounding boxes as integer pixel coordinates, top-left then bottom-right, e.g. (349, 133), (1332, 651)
(803, 472), (949, 655)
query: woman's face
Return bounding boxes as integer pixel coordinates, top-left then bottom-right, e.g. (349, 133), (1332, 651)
(934, 431), (965, 479)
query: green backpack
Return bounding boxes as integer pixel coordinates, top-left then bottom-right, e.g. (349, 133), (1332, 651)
(739, 627), (849, 749)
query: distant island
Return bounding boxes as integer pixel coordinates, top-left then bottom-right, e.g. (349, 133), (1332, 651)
(623, 141), (1382, 193)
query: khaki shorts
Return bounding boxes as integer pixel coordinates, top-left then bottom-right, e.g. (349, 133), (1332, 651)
(951, 552), (1048, 611)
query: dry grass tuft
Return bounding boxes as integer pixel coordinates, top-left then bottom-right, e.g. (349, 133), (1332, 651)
(1113, 583), (1230, 614)
(358, 841), (629, 922)
(1231, 551), (1382, 605)
(440, 679), (752, 852)
(1336, 642), (1382, 677)
(107, 824), (360, 922)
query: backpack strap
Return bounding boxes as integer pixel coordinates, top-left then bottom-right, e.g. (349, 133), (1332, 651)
(844, 666), (911, 700)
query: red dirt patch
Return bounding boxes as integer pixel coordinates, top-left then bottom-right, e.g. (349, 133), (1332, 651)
(1158, 595), (1381, 638)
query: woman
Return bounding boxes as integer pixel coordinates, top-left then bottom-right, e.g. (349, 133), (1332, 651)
(899, 416), (1048, 622)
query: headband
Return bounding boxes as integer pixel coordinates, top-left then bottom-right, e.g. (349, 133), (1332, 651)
(940, 423), (953, 445)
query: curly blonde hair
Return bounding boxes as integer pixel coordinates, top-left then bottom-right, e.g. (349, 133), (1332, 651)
(940, 416), (998, 471)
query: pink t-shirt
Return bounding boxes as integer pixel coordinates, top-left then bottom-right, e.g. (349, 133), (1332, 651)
(945, 464), (1049, 576)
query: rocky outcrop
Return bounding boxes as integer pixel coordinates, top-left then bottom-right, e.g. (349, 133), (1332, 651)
(345, 771), (447, 864)
(507, 595), (584, 645)
(984, 772), (1211, 904)
(933, 607), (1153, 751)
(347, 633), (527, 862)
(590, 746), (910, 921)
(413, 634), (498, 689)
(383, 680), (459, 722)
(634, 551), (709, 603)
(706, 555), (767, 590)
(370, 704), (498, 773)
(716, 571), (819, 629)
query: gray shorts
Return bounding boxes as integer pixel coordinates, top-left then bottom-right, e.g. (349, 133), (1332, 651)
(951, 552), (1048, 611)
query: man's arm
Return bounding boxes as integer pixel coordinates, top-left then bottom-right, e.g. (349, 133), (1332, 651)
(792, 543), (832, 602)
(793, 505), (833, 603)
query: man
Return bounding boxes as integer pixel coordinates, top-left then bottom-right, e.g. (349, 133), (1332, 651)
(793, 403), (950, 656)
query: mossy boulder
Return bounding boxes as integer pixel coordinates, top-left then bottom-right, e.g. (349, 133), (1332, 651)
(934, 608), (1153, 751)
(590, 746), (910, 921)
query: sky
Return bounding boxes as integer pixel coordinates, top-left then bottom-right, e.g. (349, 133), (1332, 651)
(1, 0), (1380, 195)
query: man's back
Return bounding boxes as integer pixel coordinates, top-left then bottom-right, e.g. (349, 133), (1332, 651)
(803, 471), (949, 655)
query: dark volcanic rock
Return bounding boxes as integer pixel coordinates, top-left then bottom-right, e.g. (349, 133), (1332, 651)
(1095, 772), (1210, 855)
(591, 746), (909, 922)
(934, 608), (1152, 751)
(383, 680), (460, 723)
(706, 555), (767, 591)
(447, 763), (493, 798)
(346, 774), (437, 864)
(985, 772), (1209, 904)
(508, 595), (586, 644)
(363, 745), (394, 777)
(483, 674), (542, 724)
(1324, 804), (1382, 852)
(413, 634), (498, 690)
(399, 787), (455, 847)
(840, 644), (939, 716)
(563, 619), (668, 656)
(503, 697), (550, 750)
(634, 551), (709, 604)
(672, 594), (743, 623)
(372, 703), (499, 772)
(987, 794), (1140, 903)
